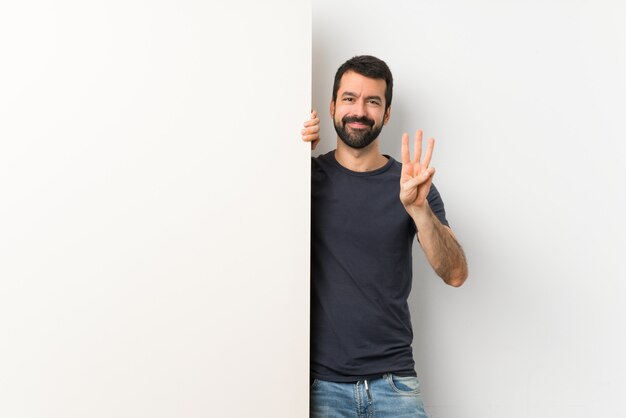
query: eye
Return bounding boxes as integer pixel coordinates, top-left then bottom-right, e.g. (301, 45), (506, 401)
(343, 97), (354, 102)
(368, 99), (381, 106)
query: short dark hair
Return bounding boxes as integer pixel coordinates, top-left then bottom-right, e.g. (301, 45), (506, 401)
(332, 55), (393, 112)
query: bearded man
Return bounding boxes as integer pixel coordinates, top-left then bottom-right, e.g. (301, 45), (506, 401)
(301, 55), (468, 418)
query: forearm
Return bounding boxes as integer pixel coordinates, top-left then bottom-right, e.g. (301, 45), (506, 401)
(409, 204), (468, 287)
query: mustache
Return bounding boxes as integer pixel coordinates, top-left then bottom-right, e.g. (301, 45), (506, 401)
(342, 115), (375, 127)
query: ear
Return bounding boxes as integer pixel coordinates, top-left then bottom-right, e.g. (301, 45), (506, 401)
(383, 106), (391, 125)
(330, 99), (335, 118)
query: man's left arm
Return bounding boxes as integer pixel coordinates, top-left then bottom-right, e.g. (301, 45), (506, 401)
(399, 130), (468, 287)
(408, 204), (468, 287)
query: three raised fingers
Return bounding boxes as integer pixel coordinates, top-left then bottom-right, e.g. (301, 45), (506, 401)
(403, 130), (435, 170)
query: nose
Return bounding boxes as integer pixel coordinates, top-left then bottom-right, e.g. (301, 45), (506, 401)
(352, 99), (367, 117)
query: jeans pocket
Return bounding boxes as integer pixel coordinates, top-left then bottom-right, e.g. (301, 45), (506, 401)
(386, 373), (421, 395)
(310, 378), (320, 389)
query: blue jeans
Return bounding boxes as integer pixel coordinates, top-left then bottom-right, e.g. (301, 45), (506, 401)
(310, 373), (429, 418)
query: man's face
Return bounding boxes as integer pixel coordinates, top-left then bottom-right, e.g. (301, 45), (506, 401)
(331, 71), (390, 149)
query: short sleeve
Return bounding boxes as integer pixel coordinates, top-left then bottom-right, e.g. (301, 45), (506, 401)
(426, 183), (449, 227)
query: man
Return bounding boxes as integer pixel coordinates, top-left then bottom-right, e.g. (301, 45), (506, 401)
(302, 55), (468, 418)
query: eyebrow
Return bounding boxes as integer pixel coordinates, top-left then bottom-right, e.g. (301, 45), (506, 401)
(341, 91), (383, 102)
(365, 95), (383, 102)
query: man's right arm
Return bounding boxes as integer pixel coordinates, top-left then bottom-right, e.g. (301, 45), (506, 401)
(301, 110), (320, 149)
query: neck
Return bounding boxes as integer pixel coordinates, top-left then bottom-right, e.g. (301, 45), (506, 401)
(334, 139), (388, 172)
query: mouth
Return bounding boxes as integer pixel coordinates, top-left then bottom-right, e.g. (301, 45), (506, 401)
(342, 116), (374, 130)
(346, 121), (370, 129)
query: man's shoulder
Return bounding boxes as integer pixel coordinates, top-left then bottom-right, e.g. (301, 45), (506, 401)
(311, 150), (336, 172)
(311, 150), (335, 162)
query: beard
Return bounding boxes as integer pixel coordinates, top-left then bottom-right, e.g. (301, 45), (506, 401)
(334, 114), (384, 149)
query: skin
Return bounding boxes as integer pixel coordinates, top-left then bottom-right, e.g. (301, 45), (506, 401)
(302, 71), (468, 287)
(330, 71), (390, 172)
(400, 130), (468, 286)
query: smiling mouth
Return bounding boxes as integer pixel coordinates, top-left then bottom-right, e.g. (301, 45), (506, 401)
(346, 121), (371, 129)
(342, 115), (374, 129)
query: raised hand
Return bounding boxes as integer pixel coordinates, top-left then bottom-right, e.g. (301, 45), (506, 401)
(400, 130), (435, 210)
(301, 110), (320, 150)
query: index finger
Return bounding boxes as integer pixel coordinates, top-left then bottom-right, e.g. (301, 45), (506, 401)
(401, 133), (410, 164)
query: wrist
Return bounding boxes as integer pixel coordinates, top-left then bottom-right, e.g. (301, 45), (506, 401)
(408, 202), (440, 234)
(407, 201), (431, 220)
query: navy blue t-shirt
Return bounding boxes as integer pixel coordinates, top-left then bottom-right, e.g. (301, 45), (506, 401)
(310, 150), (449, 382)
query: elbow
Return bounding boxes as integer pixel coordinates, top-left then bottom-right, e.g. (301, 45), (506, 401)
(442, 267), (468, 288)
(446, 274), (467, 288)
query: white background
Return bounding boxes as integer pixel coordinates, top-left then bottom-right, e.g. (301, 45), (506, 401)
(313, 1), (626, 417)
(0, 1), (310, 417)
